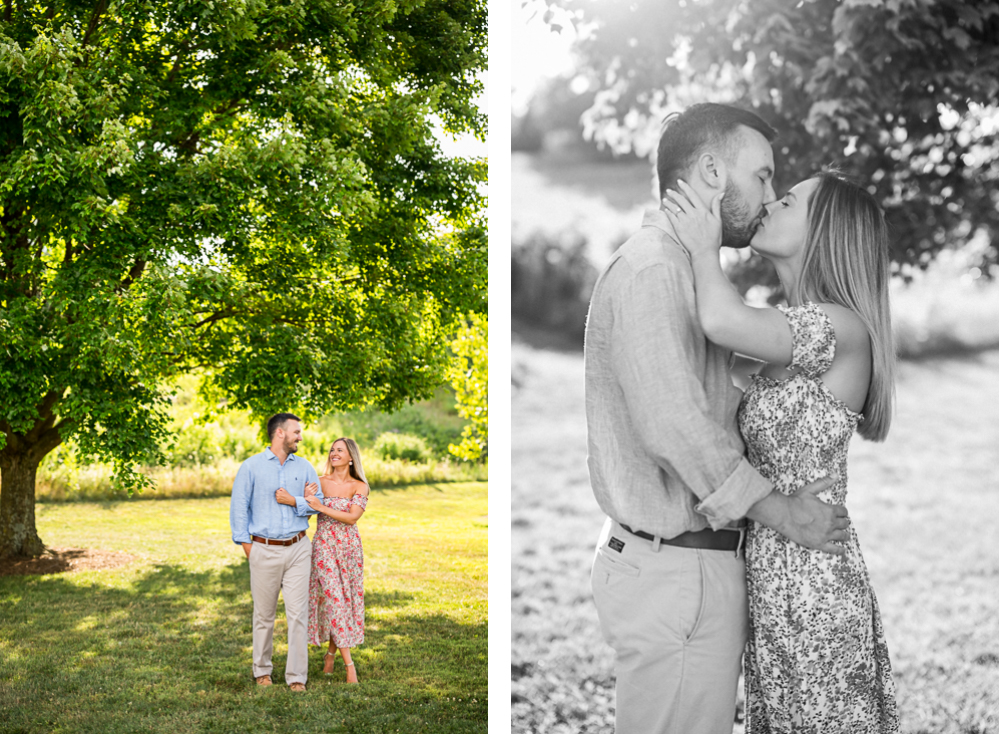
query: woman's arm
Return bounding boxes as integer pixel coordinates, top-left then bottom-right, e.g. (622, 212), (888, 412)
(663, 182), (793, 365)
(305, 486), (369, 525)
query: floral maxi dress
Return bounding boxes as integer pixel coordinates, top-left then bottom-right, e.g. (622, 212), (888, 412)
(307, 494), (367, 648)
(739, 303), (899, 734)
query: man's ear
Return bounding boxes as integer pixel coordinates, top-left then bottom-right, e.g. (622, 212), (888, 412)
(694, 152), (728, 192)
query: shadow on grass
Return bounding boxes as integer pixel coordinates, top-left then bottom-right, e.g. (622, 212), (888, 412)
(0, 563), (485, 733)
(365, 589), (415, 608)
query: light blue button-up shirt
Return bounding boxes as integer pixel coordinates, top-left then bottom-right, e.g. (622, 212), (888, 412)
(229, 448), (324, 544)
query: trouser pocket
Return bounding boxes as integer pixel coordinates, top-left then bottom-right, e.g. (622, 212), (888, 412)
(592, 545), (641, 585)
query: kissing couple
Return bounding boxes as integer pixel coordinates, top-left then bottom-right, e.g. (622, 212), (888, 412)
(586, 103), (900, 733)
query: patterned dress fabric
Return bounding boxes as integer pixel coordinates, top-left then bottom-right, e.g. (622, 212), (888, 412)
(307, 494), (367, 648)
(739, 302), (899, 733)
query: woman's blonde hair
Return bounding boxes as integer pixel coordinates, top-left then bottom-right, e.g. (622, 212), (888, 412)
(325, 437), (369, 487)
(795, 171), (896, 442)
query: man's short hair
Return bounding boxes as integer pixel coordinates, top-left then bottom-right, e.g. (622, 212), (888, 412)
(655, 103), (777, 198)
(267, 412), (301, 442)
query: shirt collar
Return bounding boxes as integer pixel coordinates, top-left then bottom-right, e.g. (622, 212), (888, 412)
(642, 208), (684, 248)
(264, 447), (297, 462)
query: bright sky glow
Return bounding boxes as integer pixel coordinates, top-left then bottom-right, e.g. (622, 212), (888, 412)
(436, 72), (489, 159)
(511, 2), (578, 116)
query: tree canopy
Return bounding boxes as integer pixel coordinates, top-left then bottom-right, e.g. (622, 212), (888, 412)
(527, 0), (998, 276)
(0, 0), (486, 557)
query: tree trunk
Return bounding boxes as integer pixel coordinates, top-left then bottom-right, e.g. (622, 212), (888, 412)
(0, 394), (68, 558)
(0, 447), (46, 557)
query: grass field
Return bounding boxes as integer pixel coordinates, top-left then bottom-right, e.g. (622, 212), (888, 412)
(511, 342), (998, 734)
(0, 482), (487, 733)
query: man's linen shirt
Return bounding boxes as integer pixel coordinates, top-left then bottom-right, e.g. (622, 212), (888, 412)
(584, 209), (772, 537)
(230, 448), (324, 544)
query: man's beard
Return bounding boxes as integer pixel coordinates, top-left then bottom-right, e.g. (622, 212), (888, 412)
(720, 180), (763, 249)
(284, 438), (299, 454)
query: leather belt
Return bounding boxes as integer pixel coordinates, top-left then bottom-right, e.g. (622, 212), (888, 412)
(620, 523), (746, 557)
(251, 530), (307, 546)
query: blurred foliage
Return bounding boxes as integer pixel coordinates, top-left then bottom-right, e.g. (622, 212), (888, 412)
(36, 372), (483, 499)
(373, 432), (434, 463)
(329, 386), (466, 459)
(512, 76), (642, 161)
(524, 0), (998, 277)
(446, 312), (488, 461)
(512, 230), (998, 356)
(0, 0), (486, 555)
(512, 234), (597, 343)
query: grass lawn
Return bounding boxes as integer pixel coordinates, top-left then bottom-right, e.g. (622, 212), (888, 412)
(0, 482), (487, 733)
(511, 342), (998, 734)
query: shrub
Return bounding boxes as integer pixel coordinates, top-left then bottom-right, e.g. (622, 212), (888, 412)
(372, 432), (434, 463)
(511, 233), (597, 343)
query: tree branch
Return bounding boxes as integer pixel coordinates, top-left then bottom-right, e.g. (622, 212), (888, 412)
(24, 391), (63, 445)
(29, 421), (71, 463)
(1, 204), (24, 283)
(175, 100), (244, 156)
(81, 0), (108, 49)
(164, 37), (194, 87)
(190, 308), (237, 329)
(177, 131), (201, 156)
(117, 259), (146, 293)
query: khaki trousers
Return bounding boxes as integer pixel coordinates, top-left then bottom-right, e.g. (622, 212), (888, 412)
(248, 537), (312, 684)
(591, 517), (748, 734)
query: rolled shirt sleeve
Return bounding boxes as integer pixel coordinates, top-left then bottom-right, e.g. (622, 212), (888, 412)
(612, 263), (772, 528)
(293, 463), (323, 516)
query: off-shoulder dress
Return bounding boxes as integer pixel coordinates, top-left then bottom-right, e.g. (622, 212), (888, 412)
(739, 303), (899, 733)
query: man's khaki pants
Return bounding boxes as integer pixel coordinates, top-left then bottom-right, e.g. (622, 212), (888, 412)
(248, 537), (312, 685)
(591, 517), (749, 734)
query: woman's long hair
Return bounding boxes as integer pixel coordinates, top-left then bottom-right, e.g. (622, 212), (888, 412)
(325, 437), (370, 487)
(794, 171), (895, 442)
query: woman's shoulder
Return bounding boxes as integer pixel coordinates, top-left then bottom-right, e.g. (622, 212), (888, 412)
(813, 302), (870, 355)
(352, 480), (370, 497)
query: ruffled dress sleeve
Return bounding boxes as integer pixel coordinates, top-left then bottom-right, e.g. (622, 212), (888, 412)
(778, 302), (836, 378)
(350, 493), (369, 510)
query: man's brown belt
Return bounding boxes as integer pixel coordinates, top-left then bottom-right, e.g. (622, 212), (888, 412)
(251, 530), (307, 546)
(620, 524), (746, 555)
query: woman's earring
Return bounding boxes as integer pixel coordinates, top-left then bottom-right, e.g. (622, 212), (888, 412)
(349, 461), (353, 465)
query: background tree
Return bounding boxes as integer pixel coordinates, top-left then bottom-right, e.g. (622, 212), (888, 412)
(446, 311), (487, 462)
(527, 0), (998, 279)
(0, 0), (486, 557)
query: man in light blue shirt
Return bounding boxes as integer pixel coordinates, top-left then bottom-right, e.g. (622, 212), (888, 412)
(230, 412), (323, 691)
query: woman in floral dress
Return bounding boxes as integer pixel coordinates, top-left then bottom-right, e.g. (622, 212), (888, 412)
(304, 437), (369, 684)
(663, 172), (899, 732)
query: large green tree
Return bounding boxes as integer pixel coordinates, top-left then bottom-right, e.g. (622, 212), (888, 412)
(529, 0), (998, 274)
(0, 0), (486, 557)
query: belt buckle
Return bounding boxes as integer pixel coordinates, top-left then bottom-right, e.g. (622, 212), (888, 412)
(735, 525), (747, 558)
